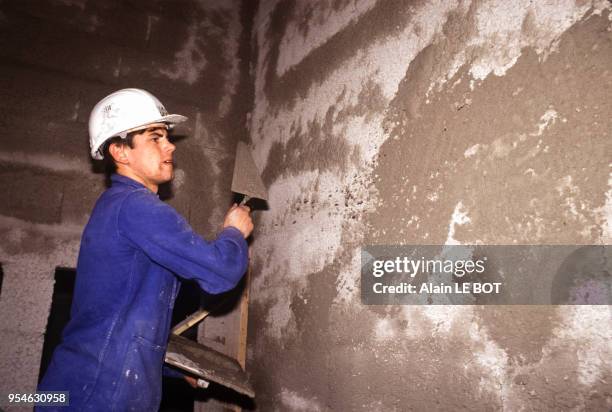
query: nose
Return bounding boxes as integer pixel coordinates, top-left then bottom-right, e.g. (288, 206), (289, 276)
(164, 138), (176, 153)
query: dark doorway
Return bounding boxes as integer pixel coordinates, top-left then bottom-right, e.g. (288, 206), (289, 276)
(39, 267), (76, 382)
(0, 264), (4, 297)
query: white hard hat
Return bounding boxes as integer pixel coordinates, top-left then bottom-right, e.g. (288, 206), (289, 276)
(88, 88), (187, 160)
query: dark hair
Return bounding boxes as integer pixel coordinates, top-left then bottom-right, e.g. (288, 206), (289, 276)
(102, 133), (136, 175)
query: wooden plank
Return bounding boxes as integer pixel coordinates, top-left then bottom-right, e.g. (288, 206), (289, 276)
(230, 270), (251, 412)
(237, 269), (250, 369)
(171, 308), (210, 335)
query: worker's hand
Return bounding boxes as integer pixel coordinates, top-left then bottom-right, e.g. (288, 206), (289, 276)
(185, 375), (198, 388)
(223, 203), (253, 238)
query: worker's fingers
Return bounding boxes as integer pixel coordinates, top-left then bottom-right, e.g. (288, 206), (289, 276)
(223, 203), (254, 238)
(184, 375), (198, 388)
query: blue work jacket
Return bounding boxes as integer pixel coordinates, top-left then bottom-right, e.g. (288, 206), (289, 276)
(37, 174), (249, 411)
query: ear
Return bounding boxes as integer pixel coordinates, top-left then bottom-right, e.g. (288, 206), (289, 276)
(108, 142), (129, 165)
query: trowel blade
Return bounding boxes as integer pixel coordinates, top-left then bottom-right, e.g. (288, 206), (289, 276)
(231, 141), (268, 201)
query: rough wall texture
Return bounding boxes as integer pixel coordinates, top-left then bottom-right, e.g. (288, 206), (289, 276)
(0, 0), (249, 403)
(248, 0), (612, 410)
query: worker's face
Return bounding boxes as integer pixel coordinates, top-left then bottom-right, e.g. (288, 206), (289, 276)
(121, 124), (176, 192)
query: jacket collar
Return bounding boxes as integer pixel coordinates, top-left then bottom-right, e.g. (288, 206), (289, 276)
(110, 173), (148, 190)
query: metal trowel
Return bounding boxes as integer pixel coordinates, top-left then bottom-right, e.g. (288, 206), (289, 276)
(231, 141), (268, 206)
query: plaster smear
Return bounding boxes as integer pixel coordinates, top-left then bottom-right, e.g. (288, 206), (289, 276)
(365, 308), (476, 355)
(463, 107), (560, 164)
(373, 317), (395, 341)
(0, 151), (90, 174)
(189, 0), (244, 118)
(556, 175), (581, 217)
(280, 388), (322, 412)
(556, 174), (600, 239)
(0, 215), (83, 239)
(464, 144), (481, 158)
(334, 247), (362, 303)
(596, 174), (612, 243)
(548, 307), (612, 387)
(275, 0), (377, 76)
(337, 114), (387, 163)
(533, 108), (558, 137)
(445, 201), (471, 245)
(172, 168), (186, 190)
(165, 353), (203, 376)
(423, 305), (472, 336)
(262, 288), (296, 340)
(428, 0), (611, 93)
(161, 1), (241, 88)
(479, 0), (610, 78)
(252, 171), (346, 338)
(159, 23), (207, 85)
(475, 306), (612, 410)
(252, 0), (458, 163)
(467, 317), (509, 401)
(217, 6), (241, 118)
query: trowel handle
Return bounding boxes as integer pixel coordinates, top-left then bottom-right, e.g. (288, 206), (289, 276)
(239, 195), (251, 206)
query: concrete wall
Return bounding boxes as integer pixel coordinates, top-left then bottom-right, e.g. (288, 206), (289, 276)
(248, 1), (612, 410)
(0, 0), (250, 402)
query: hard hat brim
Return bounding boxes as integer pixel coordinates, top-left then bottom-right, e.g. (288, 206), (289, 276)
(158, 114), (188, 126)
(123, 114), (188, 134)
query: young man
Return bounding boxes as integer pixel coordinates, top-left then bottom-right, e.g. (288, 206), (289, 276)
(37, 88), (253, 411)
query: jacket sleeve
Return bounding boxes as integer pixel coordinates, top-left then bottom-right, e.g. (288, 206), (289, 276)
(162, 365), (185, 379)
(117, 189), (249, 294)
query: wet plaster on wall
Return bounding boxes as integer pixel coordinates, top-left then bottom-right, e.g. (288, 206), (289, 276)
(368, 14), (611, 246)
(370, 8), (612, 411)
(249, 260), (503, 410)
(249, 0), (611, 409)
(376, 8), (611, 412)
(260, 79), (385, 186)
(250, 1), (465, 342)
(259, 0), (444, 111)
(274, 0), (376, 77)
